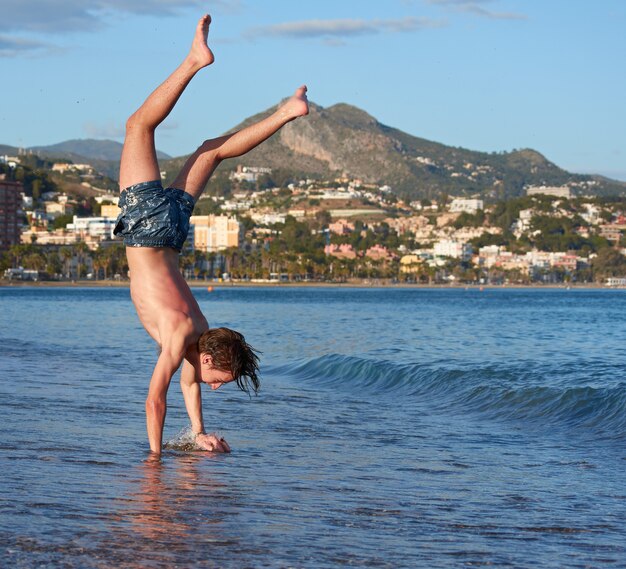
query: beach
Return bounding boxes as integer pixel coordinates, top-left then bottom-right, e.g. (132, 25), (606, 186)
(0, 277), (618, 289)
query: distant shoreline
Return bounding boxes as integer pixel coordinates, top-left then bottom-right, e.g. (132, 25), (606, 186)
(0, 278), (620, 290)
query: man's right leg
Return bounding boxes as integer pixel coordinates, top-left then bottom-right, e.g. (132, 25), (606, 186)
(119, 15), (215, 191)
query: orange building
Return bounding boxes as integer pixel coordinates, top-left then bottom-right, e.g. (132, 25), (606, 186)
(189, 214), (242, 252)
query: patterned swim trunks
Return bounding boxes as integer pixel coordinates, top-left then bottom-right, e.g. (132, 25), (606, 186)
(113, 180), (195, 252)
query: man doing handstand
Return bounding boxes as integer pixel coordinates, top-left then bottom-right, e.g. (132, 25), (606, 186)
(114, 14), (309, 457)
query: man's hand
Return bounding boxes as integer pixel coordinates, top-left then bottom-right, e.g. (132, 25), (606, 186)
(195, 433), (231, 453)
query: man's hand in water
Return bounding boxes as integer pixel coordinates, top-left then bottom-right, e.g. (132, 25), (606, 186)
(196, 433), (231, 453)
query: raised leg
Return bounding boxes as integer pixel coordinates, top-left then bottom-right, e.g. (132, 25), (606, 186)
(119, 15), (215, 191)
(170, 86), (309, 201)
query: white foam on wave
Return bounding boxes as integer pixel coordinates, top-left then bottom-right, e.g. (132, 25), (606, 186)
(163, 427), (230, 451)
(163, 426), (197, 451)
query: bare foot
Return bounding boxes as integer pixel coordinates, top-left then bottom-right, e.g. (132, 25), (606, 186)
(188, 14), (214, 69)
(280, 85), (310, 121)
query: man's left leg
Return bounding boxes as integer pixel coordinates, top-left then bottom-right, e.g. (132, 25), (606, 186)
(170, 86), (309, 201)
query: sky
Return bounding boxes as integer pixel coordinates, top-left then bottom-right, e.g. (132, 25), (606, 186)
(1, 0), (625, 181)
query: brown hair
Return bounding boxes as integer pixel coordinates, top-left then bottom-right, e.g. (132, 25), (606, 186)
(198, 327), (260, 394)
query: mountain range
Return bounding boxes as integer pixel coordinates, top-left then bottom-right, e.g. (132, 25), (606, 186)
(3, 102), (624, 200)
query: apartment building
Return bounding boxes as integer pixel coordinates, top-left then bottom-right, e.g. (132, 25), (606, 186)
(449, 198), (484, 214)
(0, 177), (22, 249)
(189, 214), (242, 252)
(526, 185), (572, 199)
(434, 239), (473, 260)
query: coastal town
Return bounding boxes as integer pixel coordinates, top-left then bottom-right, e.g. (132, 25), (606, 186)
(1, 152), (625, 286)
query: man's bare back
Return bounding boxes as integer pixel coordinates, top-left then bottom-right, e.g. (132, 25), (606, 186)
(116, 14), (308, 457)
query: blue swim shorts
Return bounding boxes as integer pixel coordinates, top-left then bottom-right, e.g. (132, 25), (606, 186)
(113, 180), (195, 252)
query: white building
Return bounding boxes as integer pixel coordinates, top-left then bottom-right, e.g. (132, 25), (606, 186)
(434, 239), (473, 260)
(512, 208), (534, 236)
(526, 185), (571, 199)
(449, 198), (484, 214)
(524, 250), (551, 270)
(45, 201), (71, 218)
(51, 163), (93, 173)
(230, 166), (272, 183)
(251, 212), (286, 225)
(580, 204), (601, 225)
(318, 188), (359, 200)
(94, 194), (120, 206)
(0, 155), (21, 167)
(221, 200), (252, 211)
(67, 216), (117, 239)
(478, 245), (502, 268)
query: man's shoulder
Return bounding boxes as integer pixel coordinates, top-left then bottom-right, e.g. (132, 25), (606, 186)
(159, 309), (197, 337)
(161, 309), (207, 346)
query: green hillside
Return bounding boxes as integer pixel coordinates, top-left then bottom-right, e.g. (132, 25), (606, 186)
(4, 104), (625, 199)
(161, 101), (625, 200)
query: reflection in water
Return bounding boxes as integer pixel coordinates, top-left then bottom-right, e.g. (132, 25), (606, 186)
(102, 454), (240, 567)
(132, 456), (204, 542)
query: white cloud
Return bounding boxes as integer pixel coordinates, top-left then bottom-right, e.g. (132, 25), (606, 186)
(160, 121), (179, 132)
(0, 34), (57, 57)
(0, 0), (221, 34)
(0, 0), (240, 57)
(322, 38), (348, 48)
(461, 5), (527, 20)
(83, 121), (125, 139)
(426, 0), (526, 20)
(427, 0), (492, 5)
(245, 17), (445, 40)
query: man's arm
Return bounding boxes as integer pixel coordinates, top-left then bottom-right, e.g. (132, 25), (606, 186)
(180, 352), (230, 453)
(146, 348), (185, 455)
(180, 357), (204, 435)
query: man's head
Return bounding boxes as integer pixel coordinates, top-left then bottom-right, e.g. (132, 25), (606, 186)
(198, 327), (260, 394)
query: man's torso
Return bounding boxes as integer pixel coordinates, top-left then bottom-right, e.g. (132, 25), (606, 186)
(126, 247), (208, 348)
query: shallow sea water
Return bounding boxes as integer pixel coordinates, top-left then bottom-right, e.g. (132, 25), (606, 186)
(1, 286), (625, 568)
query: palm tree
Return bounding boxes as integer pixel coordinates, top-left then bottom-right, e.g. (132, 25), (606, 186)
(205, 252), (216, 279)
(8, 244), (35, 268)
(22, 252), (46, 271)
(46, 252), (63, 278)
(60, 247), (73, 279)
(92, 249), (107, 281)
(223, 247), (239, 279)
(193, 250), (205, 280)
(180, 252), (196, 280)
(73, 242), (90, 279)
(104, 245), (125, 280)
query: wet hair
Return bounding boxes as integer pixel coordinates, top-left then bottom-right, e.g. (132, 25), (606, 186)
(198, 327), (260, 394)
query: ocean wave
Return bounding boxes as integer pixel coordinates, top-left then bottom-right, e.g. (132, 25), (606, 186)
(269, 354), (626, 439)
